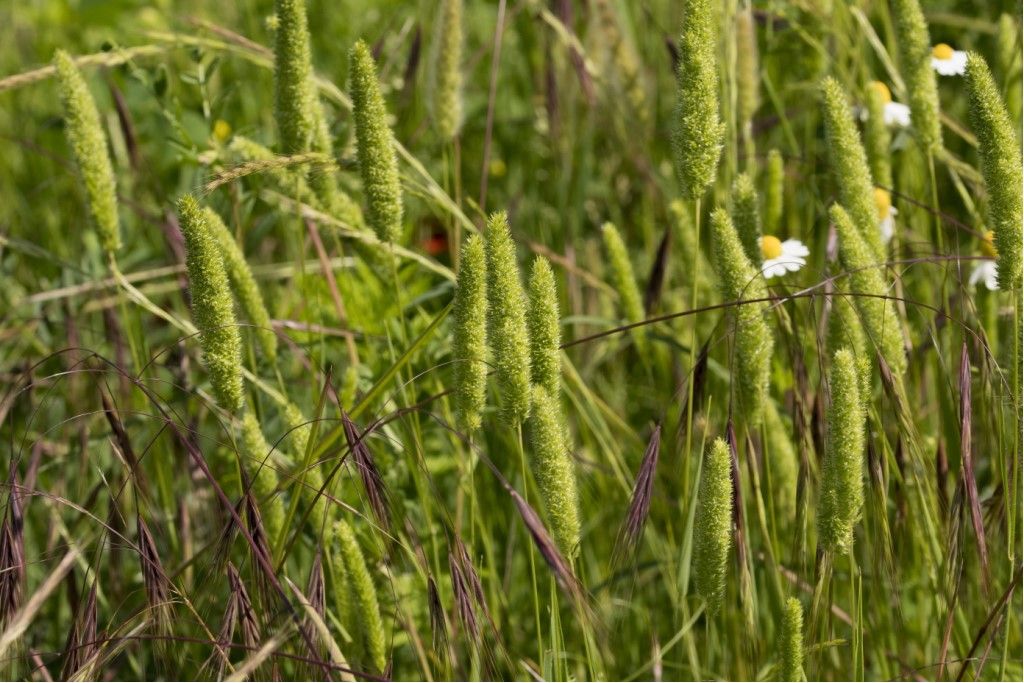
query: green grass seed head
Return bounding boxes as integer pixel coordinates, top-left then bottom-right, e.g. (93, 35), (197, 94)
(529, 385), (581, 557)
(827, 296), (871, 401)
(764, 402), (798, 528)
(736, 9), (760, 127)
(821, 77), (886, 261)
(601, 222), (648, 353)
(710, 207), (772, 427)
(864, 84), (894, 190)
(817, 347), (865, 553)
(892, 0), (942, 150)
(350, 40), (404, 244)
(332, 519), (387, 673)
(671, 0), (725, 199)
(527, 256), (562, 398)
(780, 597), (804, 681)
(452, 234), (488, 431)
(176, 195), (244, 410)
(240, 409), (286, 545)
(273, 0), (317, 155)
(204, 207), (278, 363)
(485, 211), (532, 424)
(693, 437), (732, 614)
(730, 173), (762, 266)
(764, 149), (784, 233)
(965, 53), (1022, 290)
(830, 204), (907, 375)
(429, 0), (464, 142)
(54, 49), (120, 255)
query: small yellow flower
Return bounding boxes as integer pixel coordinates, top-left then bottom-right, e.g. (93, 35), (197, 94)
(213, 119), (232, 142)
(760, 235), (809, 278)
(932, 43), (967, 76)
(970, 231), (998, 290)
(866, 81), (911, 127)
(489, 158), (507, 177)
(874, 188), (898, 243)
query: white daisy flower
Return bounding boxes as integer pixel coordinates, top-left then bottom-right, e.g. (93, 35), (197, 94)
(969, 231), (999, 291)
(760, 235), (809, 278)
(863, 81), (912, 128)
(874, 188), (898, 244)
(931, 43), (968, 76)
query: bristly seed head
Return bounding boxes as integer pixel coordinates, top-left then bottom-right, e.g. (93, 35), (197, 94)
(527, 256), (562, 398)
(452, 234), (489, 431)
(693, 437), (733, 614)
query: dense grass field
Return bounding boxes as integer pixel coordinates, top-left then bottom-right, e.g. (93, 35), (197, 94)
(0, 0), (1022, 680)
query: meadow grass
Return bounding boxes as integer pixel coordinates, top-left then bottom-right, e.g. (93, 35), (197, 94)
(0, 0), (1021, 680)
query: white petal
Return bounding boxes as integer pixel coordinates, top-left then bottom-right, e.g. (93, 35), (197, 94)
(879, 215), (895, 243)
(781, 239), (809, 258)
(932, 52), (968, 76)
(884, 102), (911, 127)
(970, 261), (999, 291)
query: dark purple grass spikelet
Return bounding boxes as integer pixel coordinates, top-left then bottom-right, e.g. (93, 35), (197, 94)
(343, 411), (390, 531)
(615, 424), (662, 558)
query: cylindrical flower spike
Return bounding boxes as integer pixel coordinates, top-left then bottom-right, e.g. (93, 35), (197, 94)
(273, 0), (317, 155)
(736, 9), (760, 128)
(693, 437), (732, 614)
(764, 150), (784, 233)
(350, 40), (404, 244)
(779, 597), (804, 681)
(332, 519), (387, 673)
(830, 204), (907, 375)
(764, 402), (798, 528)
(821, 77), (886, 261)
(54, 50), (120, 255)
(452, 234), (488, 431)
(864, 84), (894, 190)
(601, 222), (648, 353)
(240, 409), (287, 546)
(731, 173), (763, 266)
(671, 0), (725, 199)
(529, 385), (581, 557)
(485, 211), (532, 424)
(817, 347), (865, 553)
(177, 195), (244, 410)
(204, 208), (278, 363)
(429, 0), (464, 141)
(527, 257), (562, 398)
(827, 296), (871, 402)
(965, 53), (1022, 290)
(710, 208), (773, 427)
(892, 0), (942, 150)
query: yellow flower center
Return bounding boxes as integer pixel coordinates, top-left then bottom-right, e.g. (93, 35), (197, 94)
(869, 81), (892, 104)
(981, 230), (998, 258)
(213, 119), (232, 142)
(761, 235), (783, 260)
(874, 188), (891, 221)
(932, 43), (955, 60)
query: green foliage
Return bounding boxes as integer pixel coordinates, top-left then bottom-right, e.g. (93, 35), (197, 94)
(177, 194), (244, 410)
(54, 49), (120, 254)
(965, 53), (1022, 289)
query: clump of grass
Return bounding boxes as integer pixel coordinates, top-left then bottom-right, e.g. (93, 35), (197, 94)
(693, 437), (733, 614)
(54, 49), (120, 255)
(965, 53), (1022, 289)
(452, 234), (489, 431)
(350, 40), (404, 244)
(177, 194), (244, 410)
(485, 211), (532, 424)
(817, 348), (865, 553)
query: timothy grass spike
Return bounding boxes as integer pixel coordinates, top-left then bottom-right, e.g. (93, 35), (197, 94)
(693, 437), (732, 614)
(779, 597), (804, 681)
(527, 256), (562, 398)
(731, 173), (762, 266)
(892, 0), (942, 150)
(764, 149), (784, 233)
(332, 519), (387, 673)
(864, 84), (894, 190)
(529, 385), (581, 557)
(429, 0), (464, 141)
(601, 222), (648, 353)
(452, 234), (488, 431)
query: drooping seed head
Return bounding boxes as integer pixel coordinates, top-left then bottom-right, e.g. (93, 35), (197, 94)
(601, 222), (648, 353)
(817, 347), (865, 553)
(177, 195), (244, 410)
(710, 208), (772, 427)
(671, 0), (725, 199)
(965, 53), (1022, 290)
(891, 0), (942, 150)
(485, 211), (532, 424)
(821, 77), (886, 261)
(693, 437), (732, 614)
(429, 0), (464, 141)
(764, 149), (784, 233)
(731, 173), (762, 266)
(350, 40), (404, 243)
(529, 385), (581, 557)
(452, 234), (488, 431)
(204, 208), (278, 362)
(54, 50), (120, 255)
(830, 204), (907, 375)
(527, 257), (562, 398)
(780, 597), (804, 681)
